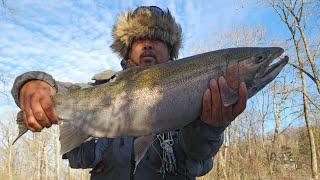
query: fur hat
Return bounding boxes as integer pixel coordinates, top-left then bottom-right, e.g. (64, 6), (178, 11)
(111, 6), (182, 60)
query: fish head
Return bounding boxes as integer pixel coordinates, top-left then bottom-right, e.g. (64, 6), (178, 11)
(222, 47), (288, 105)
(228, 47), (288, 98)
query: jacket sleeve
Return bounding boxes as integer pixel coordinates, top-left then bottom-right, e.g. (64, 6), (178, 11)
(11, 71), (57, 108)
(11, 71), (91, 108)
(178, 118), (225, 160)
(62, 138), (110, 169)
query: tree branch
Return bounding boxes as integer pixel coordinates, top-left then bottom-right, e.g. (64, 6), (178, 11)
(281, 0), (301, 23)
(288, 62), (317, 83)
(292, 88), (320, 111)
(302, 90), (320, 111)
(313, 41), (320, 60)
(298, 0), (304, 22)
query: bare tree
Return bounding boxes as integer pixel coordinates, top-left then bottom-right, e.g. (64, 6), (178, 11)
(0, 73), (9, 99)
(267, 75), (296, 175)
(0, 112), (22, 180)
(0, 0), (14, 15)
(267, 1), (319, 178)
(56, 127), (61, 180)
(268, 0), (320, 95)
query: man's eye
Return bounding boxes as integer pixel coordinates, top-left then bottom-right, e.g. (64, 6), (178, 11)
(154, 39), (163, 43)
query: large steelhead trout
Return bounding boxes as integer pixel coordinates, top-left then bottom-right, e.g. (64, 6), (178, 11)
(15, 47), (288, 159)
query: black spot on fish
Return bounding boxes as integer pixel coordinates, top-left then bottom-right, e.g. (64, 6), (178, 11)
(103, 97), (111, 106)
(108, 121), (114, 129)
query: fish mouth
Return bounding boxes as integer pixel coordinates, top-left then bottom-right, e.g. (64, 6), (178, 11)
(250, 55), (289, 97)
(247, 47), (288, 98)
(260, 56), (289, 79)
(256, 47), (284, 77)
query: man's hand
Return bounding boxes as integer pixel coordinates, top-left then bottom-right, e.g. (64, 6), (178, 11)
(201, 76), (248, 127)
(19, 80), (59, 132)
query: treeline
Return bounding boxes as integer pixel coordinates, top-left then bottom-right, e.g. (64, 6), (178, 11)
(200, 123), (320, 179)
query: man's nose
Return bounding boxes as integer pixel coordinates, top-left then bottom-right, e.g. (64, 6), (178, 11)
(142, 40), (153, 50)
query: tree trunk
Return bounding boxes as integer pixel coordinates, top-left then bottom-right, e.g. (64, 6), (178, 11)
(8, 138), (13, 180)
(296, 18), (320, 95)
(68, 166), (73, 180)
(33, 133), (41, 180)
(43, 144), (48, 180)
(294, 19), (319, 178)
(81, 170), (88, 180)
(56, 127), (61, 180)
(220, 151), (228, 179)
(300, 71), (319, 179)
(270, 123), (280, 172)
(268, 1), (319, 177)
(224, 127), (230, 178)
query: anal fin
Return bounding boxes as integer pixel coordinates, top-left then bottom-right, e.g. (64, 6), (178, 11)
(59, 121), (90, 154)
(133, 135), (153, 172)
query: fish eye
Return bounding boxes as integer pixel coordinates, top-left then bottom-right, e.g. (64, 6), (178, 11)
(254, 53), (267, 63)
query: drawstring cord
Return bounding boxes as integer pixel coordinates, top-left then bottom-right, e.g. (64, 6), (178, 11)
(156, 132), (177, 177)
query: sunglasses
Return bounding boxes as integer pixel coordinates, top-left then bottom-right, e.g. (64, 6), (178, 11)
(133, 6), (165, 16)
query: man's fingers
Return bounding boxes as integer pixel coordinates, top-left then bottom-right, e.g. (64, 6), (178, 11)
(30, 94), (51, 128)
(21, 94), (38, 132)
(18, 80), (58, 131)
(233, 82), (248, 117)
(210, 79), (222, 120)
(41, 96), (59, 124)
(218, 77), (234, 125)
(24, 99), (43, 132)
(201, 89), (212, 122)
(19, 91), (25, 110)
(203, 77), (247, 127)
(22, 111), (36, 132)
(20, 89), (28, 112)
(222, 105), (233, 125)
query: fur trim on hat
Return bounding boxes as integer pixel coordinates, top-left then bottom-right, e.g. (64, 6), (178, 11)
(111, 8), (182, 59)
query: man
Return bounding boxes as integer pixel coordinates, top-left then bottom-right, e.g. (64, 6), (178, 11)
(11, 6), (247, 180)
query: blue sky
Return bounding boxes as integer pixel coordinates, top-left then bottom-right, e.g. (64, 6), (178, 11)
(0, 0), (292, 121)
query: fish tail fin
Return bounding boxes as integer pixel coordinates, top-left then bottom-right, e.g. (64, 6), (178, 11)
(133, 135), (153, 173)
(59, 121), (90, 154)
(12, 111), (28, 145)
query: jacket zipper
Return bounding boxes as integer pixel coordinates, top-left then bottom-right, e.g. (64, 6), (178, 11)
(130, 137), (135, 180)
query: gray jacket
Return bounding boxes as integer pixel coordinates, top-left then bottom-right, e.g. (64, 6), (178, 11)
(11, 71), (225, 180)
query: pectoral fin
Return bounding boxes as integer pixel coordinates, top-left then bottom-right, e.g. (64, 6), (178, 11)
(220, 85), (239, 107)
